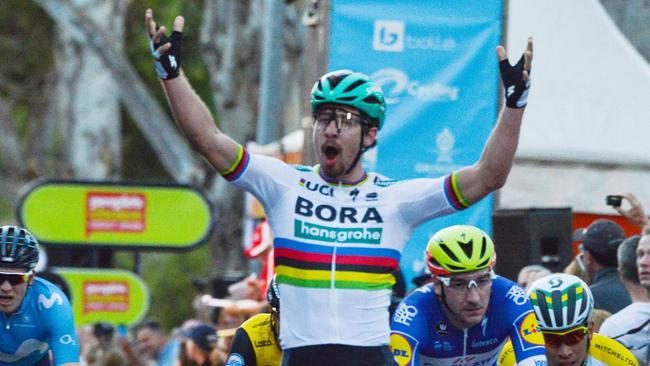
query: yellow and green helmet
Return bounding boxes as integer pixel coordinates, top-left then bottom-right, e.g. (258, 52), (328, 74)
(426, 225), (497, 276)
(310, 70), (386, 130)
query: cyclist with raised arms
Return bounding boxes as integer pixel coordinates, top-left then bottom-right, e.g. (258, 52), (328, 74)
(499, 273), (638, 366)
(0, 226), (80, 365)
(390, 225), (547, 365)
(145, 8), (533, 366)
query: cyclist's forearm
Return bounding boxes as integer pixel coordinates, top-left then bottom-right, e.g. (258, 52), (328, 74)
(162, 73), (220, 151)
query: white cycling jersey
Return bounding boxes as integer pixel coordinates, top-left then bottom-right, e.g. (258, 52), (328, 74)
(224, 147), (467, 349)
(599, 302), (650, 365)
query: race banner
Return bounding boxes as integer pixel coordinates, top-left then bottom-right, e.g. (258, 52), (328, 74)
(329, 0), (502, 287)
(18, 180), (213, 250)
(52, 267), (149, 326)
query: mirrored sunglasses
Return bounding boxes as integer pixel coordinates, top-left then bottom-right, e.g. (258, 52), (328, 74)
(0, 271), (33, 286)
(542, 326), (589, 347)
(436, 270), (496, 292)
(313, 108), (365, 132)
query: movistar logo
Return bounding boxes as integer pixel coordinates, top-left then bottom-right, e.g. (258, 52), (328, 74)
(38, 293), (63, 310)
(295, 220), (382, 244)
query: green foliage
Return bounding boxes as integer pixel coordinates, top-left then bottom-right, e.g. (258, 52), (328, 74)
(139, 244), (213, 330)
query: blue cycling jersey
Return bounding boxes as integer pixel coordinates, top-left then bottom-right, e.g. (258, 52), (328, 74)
(0, 277), (79, 365)
(390, 276), (547, 366)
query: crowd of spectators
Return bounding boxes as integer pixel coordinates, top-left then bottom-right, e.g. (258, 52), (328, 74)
(71, 193), (650, 366)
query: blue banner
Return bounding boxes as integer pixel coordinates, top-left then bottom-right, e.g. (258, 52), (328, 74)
(329, 0), (502, 289)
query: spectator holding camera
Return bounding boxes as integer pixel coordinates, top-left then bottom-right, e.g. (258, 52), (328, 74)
(576, 219), (631, 313)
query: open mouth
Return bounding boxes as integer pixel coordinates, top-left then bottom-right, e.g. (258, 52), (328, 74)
(322, 145), (340, 165)
(0, 295), (13, 306)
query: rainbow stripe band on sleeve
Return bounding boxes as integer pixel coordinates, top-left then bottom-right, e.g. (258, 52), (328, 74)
(221, 144), (250, 181)
(444, 171), (469, 210)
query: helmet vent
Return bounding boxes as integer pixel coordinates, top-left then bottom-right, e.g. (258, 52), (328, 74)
(336, 96), (356, 102)
(551, 290), (564, 327)
(327, 75), (345, 90)
(439, 243), (459, 262)
(344, 79), (366, 93)
(479, 237), (487, 258)
(317, 80), (324, 92)
(477, 258), (489, 268)
(535, 291), (554, 327)
(458, 239), (474, 259)
(363, 95), (381, 105)
(566, 286), (577, 325)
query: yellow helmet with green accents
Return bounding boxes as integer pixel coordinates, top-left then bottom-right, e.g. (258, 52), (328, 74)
(425, 225), (496, 276)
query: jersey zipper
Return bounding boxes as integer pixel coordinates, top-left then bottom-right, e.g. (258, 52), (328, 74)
(463, 328), (468, 361)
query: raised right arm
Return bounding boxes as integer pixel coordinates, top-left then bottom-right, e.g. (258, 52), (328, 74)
(161, 74), (241, 172)
(146, 9), (240, 173)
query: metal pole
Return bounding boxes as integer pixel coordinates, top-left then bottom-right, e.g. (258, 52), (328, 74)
(257, 0), (285, 145)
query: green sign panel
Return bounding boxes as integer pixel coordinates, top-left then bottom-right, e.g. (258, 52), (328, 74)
(53, 267), (149, 327)
(18, 180), (213, 250)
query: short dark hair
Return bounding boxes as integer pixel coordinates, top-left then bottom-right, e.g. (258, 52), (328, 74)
(618, 235), (640, 284)
(135, 319), (163, 334)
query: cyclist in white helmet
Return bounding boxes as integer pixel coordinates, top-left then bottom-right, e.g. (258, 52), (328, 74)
(498, 273), (638, 366)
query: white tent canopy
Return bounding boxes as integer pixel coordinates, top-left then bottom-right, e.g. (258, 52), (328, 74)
(499, 0), (650, 213)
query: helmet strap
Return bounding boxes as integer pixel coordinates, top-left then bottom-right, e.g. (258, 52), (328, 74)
(342, 124), (369, 176)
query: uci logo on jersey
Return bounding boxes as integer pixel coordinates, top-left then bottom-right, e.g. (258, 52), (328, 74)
(299, 178), (334, 197)
(295, 196), (383, 223)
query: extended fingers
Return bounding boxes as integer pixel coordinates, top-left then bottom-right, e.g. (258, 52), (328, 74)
(173, 16), (185, 33)
(145, 8), (156, 37)
(524, 37), (533, 71)
(496, 45), (507, 62)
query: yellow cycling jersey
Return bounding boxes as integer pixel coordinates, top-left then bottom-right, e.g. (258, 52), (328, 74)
(227, 313), (282, 366)
(498, 333), (638, 366)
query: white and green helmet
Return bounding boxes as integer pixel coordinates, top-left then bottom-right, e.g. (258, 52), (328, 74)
(528, 273), (594, 331)
(310, 70), (386, 129)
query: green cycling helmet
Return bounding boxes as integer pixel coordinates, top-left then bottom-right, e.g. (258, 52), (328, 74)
(426, 225), (496, 276)
(311, 70), (386, 130)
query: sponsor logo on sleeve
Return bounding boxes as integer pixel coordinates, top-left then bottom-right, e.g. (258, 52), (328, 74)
(390, 333), (414, 366)
(517, 312), (545, 348)
(393, 303), (418, 326)
(506, 285), (528, 306)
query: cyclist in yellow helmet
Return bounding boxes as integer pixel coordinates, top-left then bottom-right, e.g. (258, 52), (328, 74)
(498, 273), (639, 366)
(390, 225), (546, 366)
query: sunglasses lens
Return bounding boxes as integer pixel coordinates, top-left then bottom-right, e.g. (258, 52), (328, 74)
(543, 328), (587, 346)
(0, 273), (29, 286)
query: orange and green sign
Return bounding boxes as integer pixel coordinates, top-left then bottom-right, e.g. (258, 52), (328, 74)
(18, 180), (213, 250)
(53, 267), (149, 326)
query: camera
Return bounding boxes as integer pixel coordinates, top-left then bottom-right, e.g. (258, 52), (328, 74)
(606, 195), (623, 207)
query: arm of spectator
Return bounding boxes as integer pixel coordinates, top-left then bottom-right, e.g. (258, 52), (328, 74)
(614, 192), (649, 228)
(116, 336), (148, 366)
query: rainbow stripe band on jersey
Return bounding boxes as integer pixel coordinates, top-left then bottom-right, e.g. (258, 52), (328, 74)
(274, 237), (400, 290)
(444, 171), (469, 210)
(222, 145), (250, 181)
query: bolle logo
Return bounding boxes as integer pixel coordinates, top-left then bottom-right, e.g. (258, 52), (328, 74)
(371, 68), (459, 104)
(373, 20), (404, 52)
(294, 196), (383, 223)
(299, 178), (334, 197)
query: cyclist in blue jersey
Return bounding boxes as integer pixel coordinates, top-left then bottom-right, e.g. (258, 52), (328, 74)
(390, 226), (547, 366)
(146, 9), (533, 366)
(0, 226), (80, 366)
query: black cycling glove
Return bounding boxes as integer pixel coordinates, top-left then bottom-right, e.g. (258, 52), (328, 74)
(150, 30), (182, 80)
(499, 54), (531, 109)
